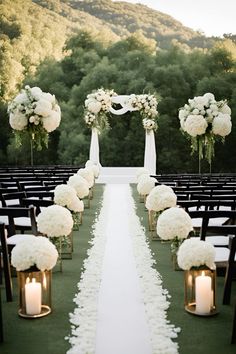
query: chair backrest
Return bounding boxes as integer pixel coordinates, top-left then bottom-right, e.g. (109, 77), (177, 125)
(22, 198), (54, 216)
(0, 191), (26, 207)
(188, 210), (236, 240)
(0, 222), (12, 303)
(0, 206), (37, 236)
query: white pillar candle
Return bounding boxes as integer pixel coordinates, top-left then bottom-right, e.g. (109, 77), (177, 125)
(195, 271), (212, 315)
(25, 278), (42, 315)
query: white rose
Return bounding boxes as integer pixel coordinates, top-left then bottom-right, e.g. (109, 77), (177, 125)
(13, 92), (29, 105)
(87, 100), (102, 114)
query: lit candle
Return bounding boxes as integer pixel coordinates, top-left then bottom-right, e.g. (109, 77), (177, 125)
(195, 271), (212, 315)
(25, 277), (42, 315)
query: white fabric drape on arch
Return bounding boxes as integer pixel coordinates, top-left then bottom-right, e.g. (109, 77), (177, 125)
(89, 128), (100, 165)
(144, 130), (156, 175)
(88, 96), (157, 173)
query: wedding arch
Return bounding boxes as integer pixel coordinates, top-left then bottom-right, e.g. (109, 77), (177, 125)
(84, 88), (159, 175)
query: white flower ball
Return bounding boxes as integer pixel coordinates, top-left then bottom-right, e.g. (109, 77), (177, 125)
(67, 174), (89, 199)
(137, 177), (156, 195)
(184, 115), (208, 137)
(54, 184), (77, 207)
(9, 112), (28, 130)
(145, 191), (177, 212)
(86, 100), (102, 114)
(34, 236), (58, 270)
(14, 92), (29, 105)
(34, 98), (52, 117)
(212, 113), (232, 137)
(136, 167), (150, 180)
(156, 207), (193, 240)
(177, 238), (215, 270)
(68, 197), (84, 213)
(149, 184), (174, 196)
(77, 168), (94, 188)
(42, 110), (61, 132)
(37, 205), (73, 237)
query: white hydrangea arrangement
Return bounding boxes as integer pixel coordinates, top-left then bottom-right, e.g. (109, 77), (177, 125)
(37, 205), (73, 237)
(179, 92), (232, 163)
(8, 85), (61, 150)
(177, 238), (216, 270)
(145, 188), (177, 212)
(77, 168), (94, 188)
(136, 167), (150, 182)
(137, 176), (156, 196)
(156, 207), (193, 241)
(84, 88), (117, 131)
(156, 207), (193, 255)
(67, 174), (90, 199)
(54, 184), (84, 213)
(85, 160), (100, 178)
(11, 235), (58, 271)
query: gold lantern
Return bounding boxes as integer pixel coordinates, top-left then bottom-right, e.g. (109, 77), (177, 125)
(17, 269), (52, 318)
(184, 267), (218, 316)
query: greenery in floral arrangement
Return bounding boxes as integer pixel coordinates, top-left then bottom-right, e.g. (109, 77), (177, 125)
(84, 89), (159, 133)
(178, 92), (232, 164)
(8, 85), (61, 150)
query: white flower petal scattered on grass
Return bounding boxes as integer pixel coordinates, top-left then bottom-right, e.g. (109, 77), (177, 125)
(66, 185), (180, 354)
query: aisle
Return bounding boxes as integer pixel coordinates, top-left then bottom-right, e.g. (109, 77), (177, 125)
(67, 184), (179, 354)
(95, 184), (152, 354)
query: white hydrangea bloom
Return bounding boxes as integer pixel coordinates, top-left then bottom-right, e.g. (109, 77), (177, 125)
(137, 176), (156, 195)
(146, 191), (177, 212)
(156, 207), (193, 240)
(184, 115), (208, 136)
(212, 113), (232, 137)
(177, 238), (215, 270)
(67, 174), (89, 199)
(9, 112), (28, 130)
(37, 205), (73, 237)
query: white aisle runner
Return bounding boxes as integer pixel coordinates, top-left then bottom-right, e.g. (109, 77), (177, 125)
(67, 184), (179, 354)
(95, 184), (152, 354)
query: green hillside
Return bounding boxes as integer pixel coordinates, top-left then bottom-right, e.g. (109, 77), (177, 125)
(0, 0), (216, 100)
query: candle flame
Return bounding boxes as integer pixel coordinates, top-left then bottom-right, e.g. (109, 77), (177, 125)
(32, 278), (36, 283)
(26, 277), (30, 284)
(201, 271), (205, 276)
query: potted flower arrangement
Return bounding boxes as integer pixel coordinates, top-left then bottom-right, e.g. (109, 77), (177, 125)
(145, 185), (177, 237)
(37, 205), (74, 270)
(11, 235), (58, 318)
(156, 207), (193, 269)
(177, 238), (217, 316)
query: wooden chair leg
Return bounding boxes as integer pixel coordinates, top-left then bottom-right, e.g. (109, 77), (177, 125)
(0, 224), (13, 302)
(223, 265), (233, 305)
(231, 302), (236, 344)
(0, 288), (3, 342)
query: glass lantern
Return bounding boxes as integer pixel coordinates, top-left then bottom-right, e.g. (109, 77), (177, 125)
(17, 268), (52, 318)
(184, 267), (218, 316)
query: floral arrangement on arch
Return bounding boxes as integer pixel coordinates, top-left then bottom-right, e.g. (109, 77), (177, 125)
(84, 89), (159, 132)
(8, 85), (61, 150)
(84, 88), (117, 131)
(179, 92), (232, 164)
(11, 235), (58, 271)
